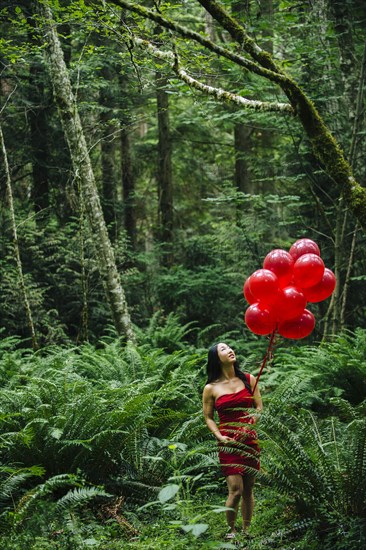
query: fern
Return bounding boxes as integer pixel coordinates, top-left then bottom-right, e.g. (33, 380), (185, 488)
(0, 465), (45, 516)
(12, 473), (81, 524)
(263, 329), (366, 408)
(259, 397), (366, 523)
(135, 311), (196, 352)
(56, 486), (110, 511)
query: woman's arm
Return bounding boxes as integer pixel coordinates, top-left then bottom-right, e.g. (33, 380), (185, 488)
(202, 385), (232, 442)
(249, 374), (263, 424)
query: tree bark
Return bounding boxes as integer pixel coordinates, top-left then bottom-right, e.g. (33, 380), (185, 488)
(35, 0), (135, 342)
(328, 0), (358, 124)
(322, 8), (366, 337)
(258, 0), (274, 54)
(232, 2), (252, 200)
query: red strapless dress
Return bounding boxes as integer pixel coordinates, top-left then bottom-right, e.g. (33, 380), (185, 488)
(215, 375), (260, 476)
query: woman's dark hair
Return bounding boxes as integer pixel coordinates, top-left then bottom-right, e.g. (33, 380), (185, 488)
(206, 344), (252, 394)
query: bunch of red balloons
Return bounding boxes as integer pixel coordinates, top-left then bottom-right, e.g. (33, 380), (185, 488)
(244, 239), (336, 339)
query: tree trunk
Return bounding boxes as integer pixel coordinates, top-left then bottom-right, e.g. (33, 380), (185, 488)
(232, 2), (252, 202)
(78, 197), (89, 343)
(100, 65), (117, 236)
(121, 125), (137, 250)
(234, 123), (252, 195)
(156, 70), (174, 266)
(0, 123), (38, 350)
(258, 0), (274, 54)
(328, 0), (358, 125)
(118, 11), (138, 251)
(28, 65), (50, 214)
(27, 9), (50, 215)
(35, 0), (135, 342)
(322, 6), (366, 337)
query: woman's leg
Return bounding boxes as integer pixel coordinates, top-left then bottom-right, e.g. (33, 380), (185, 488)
(241, 472), (255, 531)
(225, 474), (243, 533)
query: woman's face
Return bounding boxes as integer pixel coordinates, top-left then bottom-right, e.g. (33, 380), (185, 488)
(217, 342), (236, 366)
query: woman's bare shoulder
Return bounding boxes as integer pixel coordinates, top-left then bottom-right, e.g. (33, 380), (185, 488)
(248, 373), (259, 391)
(203, 381), (220, 396)
(203, 383), (213, 394)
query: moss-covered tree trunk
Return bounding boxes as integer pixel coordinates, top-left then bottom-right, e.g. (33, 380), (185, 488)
(0, 123), (38, 350)
(35, 0), (135, 342)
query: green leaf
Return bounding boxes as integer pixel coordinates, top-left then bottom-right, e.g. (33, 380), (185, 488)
(181, 523), (209, 537)
(158, 483), (179, 503)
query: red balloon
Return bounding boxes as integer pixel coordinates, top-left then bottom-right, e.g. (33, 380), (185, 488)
(243, 277), (256, 304)
(278, 309), (315, 339)
(303, 268), (336, 303)
(293, 253), (325, 288)
(289, 238), (320, 261)
(249, 269), (279, 305)
(245, 303), (277, 336)
(276, 286), (307, 321)
(263, 249), (294, 287)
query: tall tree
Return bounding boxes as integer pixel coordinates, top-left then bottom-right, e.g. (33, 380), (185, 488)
(0, 122), (38, 350)
(35, 0), (135, 342)
(232, 2), (253, 199)
(119, 69), (137, 251)
(27, 9), (50, 216)
(156, 69), (174, 265)
(100, 63), (118, 234)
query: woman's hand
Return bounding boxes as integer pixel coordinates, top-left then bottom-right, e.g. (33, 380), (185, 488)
(217, 434), (235, 444)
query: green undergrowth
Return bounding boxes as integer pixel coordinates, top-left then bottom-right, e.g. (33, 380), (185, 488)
(0, 325), (365, 549)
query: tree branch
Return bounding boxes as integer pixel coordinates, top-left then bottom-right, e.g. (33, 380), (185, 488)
(102, 0), (366, 229)
(130, 37), (293, 113)
(101, 0), (293, 87)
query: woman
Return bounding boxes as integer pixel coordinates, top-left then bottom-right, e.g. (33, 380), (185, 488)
(202, 342), (262, 540)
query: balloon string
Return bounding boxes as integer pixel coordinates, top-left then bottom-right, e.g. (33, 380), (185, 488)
(252, 328), (277, 395)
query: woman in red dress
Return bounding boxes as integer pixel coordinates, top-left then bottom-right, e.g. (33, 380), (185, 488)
(202, 342), (262, 540)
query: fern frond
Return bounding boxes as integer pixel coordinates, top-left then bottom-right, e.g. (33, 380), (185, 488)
(56, 486), (110, 510)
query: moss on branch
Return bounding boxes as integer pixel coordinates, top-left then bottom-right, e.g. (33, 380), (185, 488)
(132, 37), (293, 114)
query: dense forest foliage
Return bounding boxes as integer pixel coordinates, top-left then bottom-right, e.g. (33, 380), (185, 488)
(0, 0), (365, 548)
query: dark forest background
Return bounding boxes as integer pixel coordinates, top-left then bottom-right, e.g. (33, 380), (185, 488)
(1, 0), (366, 347)
(0, 1), (365, 548)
